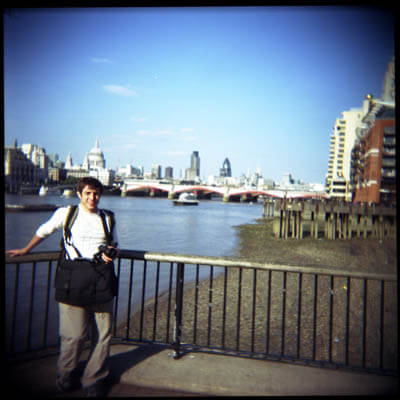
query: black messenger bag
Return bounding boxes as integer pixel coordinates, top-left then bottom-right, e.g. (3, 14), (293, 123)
(55, 259), (118, 306)
(54, 205), (118, 306)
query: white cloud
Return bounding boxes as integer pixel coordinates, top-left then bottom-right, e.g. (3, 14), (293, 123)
(181, 135), (197, 142)
(131, 115), (147, 123)
(180, 128), (194, 133)
(137, 129), (175, 137)
(90, 57), (113, 64)
(103, 84), (138, 97)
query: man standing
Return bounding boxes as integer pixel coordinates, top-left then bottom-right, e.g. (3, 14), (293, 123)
(7, 177), (119, 397)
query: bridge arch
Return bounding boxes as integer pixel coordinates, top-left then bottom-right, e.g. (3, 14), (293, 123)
(125, 184), (170, 197)
(174, 186), (225, 198)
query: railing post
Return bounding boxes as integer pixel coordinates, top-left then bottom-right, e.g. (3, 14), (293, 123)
(173, 262), (185, 359)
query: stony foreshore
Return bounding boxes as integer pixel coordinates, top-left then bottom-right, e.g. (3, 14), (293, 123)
(118, 217), (397, 369)
(234, 217), (396, 275)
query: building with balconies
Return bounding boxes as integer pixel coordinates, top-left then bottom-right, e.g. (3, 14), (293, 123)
(350, 57), (395, 205)
(326, 107), (364, 201)
(351, 102), (395, 204)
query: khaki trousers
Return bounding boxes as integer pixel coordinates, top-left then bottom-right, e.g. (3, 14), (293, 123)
(57, 300), (113, 388)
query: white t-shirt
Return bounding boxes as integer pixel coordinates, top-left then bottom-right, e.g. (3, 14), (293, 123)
(36, 204), (118, 260)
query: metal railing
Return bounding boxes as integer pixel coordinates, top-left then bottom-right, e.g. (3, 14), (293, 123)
(5, 250), (397, 375)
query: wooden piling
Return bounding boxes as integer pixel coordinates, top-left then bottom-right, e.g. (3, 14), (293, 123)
(273, 199), (395, 241)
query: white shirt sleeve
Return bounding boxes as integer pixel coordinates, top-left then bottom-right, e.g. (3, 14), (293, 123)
(35, 207), (69, 238)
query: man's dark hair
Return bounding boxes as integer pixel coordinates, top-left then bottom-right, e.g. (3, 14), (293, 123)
(76, 177), (103, 194)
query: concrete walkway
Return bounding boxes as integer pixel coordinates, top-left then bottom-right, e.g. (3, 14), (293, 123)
(8, 343), (398, 397)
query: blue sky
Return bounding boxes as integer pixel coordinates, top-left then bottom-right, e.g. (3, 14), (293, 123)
(4, 6), (394, 183)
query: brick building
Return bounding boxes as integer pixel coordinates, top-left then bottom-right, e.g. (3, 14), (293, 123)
(350, 57), (395, 205)
(351, 103), (395, 204)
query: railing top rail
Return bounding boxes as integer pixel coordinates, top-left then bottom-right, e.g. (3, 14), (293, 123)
(5, 251), (60, 263)
(5, 250), (397, 282)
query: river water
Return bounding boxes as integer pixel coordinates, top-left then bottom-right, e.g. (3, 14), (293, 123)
(5, 193), (262, 351)
(5, 194), (262, 256)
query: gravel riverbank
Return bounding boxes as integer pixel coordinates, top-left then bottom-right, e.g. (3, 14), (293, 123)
(234, 217), (397, 275)
(119, 217), (397, 369)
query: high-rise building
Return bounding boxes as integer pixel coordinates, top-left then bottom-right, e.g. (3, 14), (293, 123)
(326, 107), (365, 201)
(165, 166), (173, 179)
(151, 164), (162, 179)
(220, 158), (232, 177)
(186, 151), (200, 181)
(191, 151), (200, 177)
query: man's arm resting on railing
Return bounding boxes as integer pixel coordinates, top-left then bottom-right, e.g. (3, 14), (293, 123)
(6, 235), (45, 258)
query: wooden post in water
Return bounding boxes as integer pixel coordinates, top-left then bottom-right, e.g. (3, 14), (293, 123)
(284, 210), (289, 239)
(362, 215), (368, 239)
(315, 204), (319, 239)
(356, 214), (361, 238)
(324, 212), (329, 239)
(274, 200), (394, 241)
(299, 211), (304, 239)
(291, 210), (295, 238)
(343, 212), (347, 239)
(310, 210), (315, 238)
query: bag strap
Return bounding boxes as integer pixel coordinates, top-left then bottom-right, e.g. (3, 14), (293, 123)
(60, 205), (81, 259)
(60, 206), (116, 259)
(99, 209), (115, 245)
(64, 205), (79, 244)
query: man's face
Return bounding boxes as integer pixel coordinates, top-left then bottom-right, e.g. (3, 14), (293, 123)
(77, 185), (101, 212)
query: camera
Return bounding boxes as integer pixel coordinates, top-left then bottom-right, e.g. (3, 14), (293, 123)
(93, 242), (118, 263)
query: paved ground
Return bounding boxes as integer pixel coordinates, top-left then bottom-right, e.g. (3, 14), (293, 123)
(8, 343), (398, 397)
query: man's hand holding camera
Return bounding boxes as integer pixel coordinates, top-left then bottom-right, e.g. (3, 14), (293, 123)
(94, 241), (119, 264)
(101, 246), (120, 263)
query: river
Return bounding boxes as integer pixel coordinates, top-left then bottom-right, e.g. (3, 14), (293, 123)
(5, 193), (262, 352)
(5, 193), (262, 256)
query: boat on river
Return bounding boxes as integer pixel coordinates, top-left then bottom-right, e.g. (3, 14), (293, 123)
(6, 203), (59, 212)
(39, 185), (61, 196)
(62, 189), (74, 197)
(173, 192), (199, 206)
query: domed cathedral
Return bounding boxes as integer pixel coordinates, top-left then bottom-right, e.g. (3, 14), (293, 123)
(86, 138), (106, 170)
(64, 138), (114, 186)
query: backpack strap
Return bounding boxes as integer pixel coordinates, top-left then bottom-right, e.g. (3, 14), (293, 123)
(99, 209), (116, 245)
(60, 206), (116, 260)
(64, 205), (79, 244)
(60, 205), (81, 259)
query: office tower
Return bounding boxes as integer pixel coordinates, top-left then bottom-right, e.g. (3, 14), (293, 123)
(191, 151), (200, 178)
(220, 158), (232, 177)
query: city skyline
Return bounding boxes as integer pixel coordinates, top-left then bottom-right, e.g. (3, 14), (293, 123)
(4, 6), (395, 183)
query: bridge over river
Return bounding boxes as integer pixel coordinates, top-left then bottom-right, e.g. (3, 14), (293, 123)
(121, 179), (328, 202)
